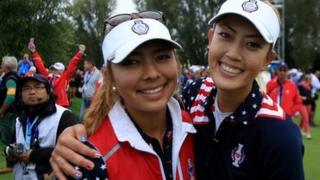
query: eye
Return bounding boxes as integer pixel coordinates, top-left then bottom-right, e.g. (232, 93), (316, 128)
(218, 32), (230, 39)
(247, 42), (262, 49)
(156, 51), (173, 62)
(22, 86), (31, 91)
(120, 58), (139, 66)
(157, 54), (171, 61)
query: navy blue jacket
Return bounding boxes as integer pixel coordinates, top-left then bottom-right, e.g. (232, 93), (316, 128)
(183, 78), (304, 180)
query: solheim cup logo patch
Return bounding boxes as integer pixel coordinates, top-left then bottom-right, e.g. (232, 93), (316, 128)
(242, 0), (258, 13)
(231, 143), (245, 167)
(132, 20), (149, 35)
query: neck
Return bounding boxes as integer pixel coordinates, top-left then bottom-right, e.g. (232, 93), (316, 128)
(127, 107), (167, 143)
(216, 84), (252, 113)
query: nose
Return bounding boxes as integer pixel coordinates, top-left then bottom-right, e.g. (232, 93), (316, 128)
(225, 42), (243, 61)
(142, 60), (160, 81)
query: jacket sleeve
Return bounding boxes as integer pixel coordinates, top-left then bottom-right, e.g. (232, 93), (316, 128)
(3, 79), (16, 105)
(293, 85), (303, 106)
(259, 117), (305, 180)
(61, 52), (83, 81)
(288, 85), (303, 117)
(266, 79), (277, 96)
(56, 110), (81, 140)
(32, 52), (50, 77)
(29, 147), (53, 164)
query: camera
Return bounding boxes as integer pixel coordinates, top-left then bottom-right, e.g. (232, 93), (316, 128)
(5, 143), (26, 157)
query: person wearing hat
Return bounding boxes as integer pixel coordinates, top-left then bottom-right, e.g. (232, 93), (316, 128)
(4, 73), (80, 179)
(49, 11), (196, 180)
(50, 1), (304, 180)
(267, 61), (302, 116)
(28, 40), (86, 107)
(267, 62), (311, 139)
(184, 0), (303, 179)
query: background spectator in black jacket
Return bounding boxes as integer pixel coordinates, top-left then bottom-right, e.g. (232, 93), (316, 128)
(5, 73), (80, 179)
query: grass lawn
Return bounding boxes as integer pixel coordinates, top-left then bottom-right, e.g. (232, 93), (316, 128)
(0, 97), (319, 179)
(300, 97), (320, 180)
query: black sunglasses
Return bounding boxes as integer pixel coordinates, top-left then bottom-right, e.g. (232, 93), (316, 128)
(103, 10), (165, 35)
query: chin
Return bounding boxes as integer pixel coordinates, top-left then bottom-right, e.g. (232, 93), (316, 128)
(213, 76), (240, 90)
(140, 100), (169, 113)
(26, 102), (39, 106)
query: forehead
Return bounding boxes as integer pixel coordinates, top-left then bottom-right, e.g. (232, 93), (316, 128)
(22, 80), (42, 86)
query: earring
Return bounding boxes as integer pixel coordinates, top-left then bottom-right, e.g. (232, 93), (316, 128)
(112, 86), (117, 92)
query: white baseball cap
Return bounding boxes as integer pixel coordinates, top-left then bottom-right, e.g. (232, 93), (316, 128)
(51, 62), (65, 71)
(102, 18), (182, 64)
(208, 0), (280, 47)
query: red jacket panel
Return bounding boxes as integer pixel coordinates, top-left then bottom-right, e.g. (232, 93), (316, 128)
(88, 100), (196, 180)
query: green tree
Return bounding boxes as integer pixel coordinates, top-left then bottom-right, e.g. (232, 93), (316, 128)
(0, 0), (76, 66)
(135, 0), (220, 65)
(285, 0), (320, 70)
(67, 0), (115, 67)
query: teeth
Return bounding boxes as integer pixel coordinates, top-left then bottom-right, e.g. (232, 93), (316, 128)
(142, 86), (163, 94)
(221, 63), (242, 74)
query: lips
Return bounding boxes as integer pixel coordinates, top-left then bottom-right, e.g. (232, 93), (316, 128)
(139, 86), (164, 94)
(220, 62), (243, 74)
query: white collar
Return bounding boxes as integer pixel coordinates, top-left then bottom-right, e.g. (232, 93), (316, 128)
(108, 97), (196, 155)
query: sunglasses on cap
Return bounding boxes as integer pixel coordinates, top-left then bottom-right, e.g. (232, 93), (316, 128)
(103, 10), (165, 35)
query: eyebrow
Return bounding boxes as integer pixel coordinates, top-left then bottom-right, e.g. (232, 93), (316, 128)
(219, 23), (263, 39)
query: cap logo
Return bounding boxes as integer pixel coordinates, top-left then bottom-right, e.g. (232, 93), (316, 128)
(242, 0), (258, 13)
(131, 20), (149, 35)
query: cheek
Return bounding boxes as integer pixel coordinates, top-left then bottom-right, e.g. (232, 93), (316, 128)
(208, 38), (222, 63)
(163, 62), (179, 82)
(113, 74), (137, 95)
(208, 47), (219, 70)
(247, 53), (268, 70)
(22, 94), (27, 102)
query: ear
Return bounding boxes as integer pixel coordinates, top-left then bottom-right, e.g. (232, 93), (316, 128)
(262, 50), (277, 69)
(108, 64), (116, 84)
(208, 28), (215, 47)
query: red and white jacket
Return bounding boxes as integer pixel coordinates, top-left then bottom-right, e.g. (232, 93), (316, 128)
(89, 98), (197, 180)
(266, 78), (302, 117)
(32, 52), (83, 107)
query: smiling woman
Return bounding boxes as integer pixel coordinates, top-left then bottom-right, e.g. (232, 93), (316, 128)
(182, 0), (304, 179)
(50, 12), (196, 180)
